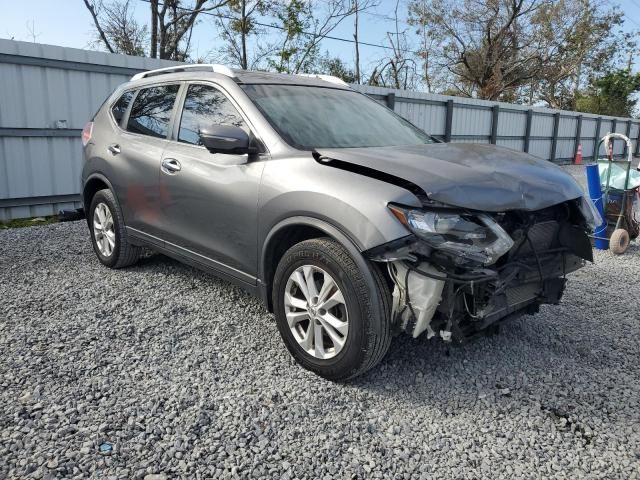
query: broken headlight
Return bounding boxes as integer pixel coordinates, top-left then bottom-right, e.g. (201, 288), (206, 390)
(388, 205), (514, 265)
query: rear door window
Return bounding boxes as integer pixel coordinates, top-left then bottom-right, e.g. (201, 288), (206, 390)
(127, 84), (180, 138)
(178, 84), (247, 145)
(111, 91), (134, 125)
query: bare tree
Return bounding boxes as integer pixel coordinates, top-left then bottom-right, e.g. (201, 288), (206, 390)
(215, 0), (275, 69)
(270, 0), (368, 74)
(84, 0), (116, 53)
(150, 0), (231, 60)
(407, 0), (445, 92)
(351, 0), (378, 84)
(25, 20), (41, 43)
(368, 1), (418, 90)
(410, 0), (550, 100)
(85, 0), (148, 56)
(84, 0), (231, 60)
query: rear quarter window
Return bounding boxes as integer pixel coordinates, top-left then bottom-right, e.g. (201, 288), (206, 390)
(111, 91), (134, 126)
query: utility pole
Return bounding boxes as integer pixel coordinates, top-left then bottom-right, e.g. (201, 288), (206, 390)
(353, 0), (360, 84)
(150, 0), (158, 58)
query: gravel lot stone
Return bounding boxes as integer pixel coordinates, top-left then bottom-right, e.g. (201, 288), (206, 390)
(1, 168), (639, 479)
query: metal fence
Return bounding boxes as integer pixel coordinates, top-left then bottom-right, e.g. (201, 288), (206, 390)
(1, 38), (639, 221)
(0, 39), (180, 221)
(354, 84), (640, 164)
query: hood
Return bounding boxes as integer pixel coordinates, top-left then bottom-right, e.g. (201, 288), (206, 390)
(316, 143), (585, 212)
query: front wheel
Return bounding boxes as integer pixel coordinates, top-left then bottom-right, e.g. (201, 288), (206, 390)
(272, 238), (391, 381)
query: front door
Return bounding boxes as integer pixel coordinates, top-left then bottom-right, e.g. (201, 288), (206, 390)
(158, 83), (265, 283)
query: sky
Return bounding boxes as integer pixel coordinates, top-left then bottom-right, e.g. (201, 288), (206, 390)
(1, 0), (639, 76)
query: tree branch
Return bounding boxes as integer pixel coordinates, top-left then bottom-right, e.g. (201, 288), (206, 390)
(83, 0), (115, 53)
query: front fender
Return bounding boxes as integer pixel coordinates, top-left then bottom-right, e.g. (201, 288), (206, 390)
(258, 155), (421, 255)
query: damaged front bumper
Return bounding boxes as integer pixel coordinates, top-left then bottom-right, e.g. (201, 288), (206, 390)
(367, 200), (593, 342)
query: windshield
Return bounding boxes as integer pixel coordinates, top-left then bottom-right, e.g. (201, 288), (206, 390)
(241, 84), (433, 150)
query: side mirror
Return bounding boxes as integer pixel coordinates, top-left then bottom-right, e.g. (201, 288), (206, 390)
(199, 124), (255, 155)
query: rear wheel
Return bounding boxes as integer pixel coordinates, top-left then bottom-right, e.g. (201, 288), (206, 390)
(89, 189), (141, 268)
(272, 238), (391, 381)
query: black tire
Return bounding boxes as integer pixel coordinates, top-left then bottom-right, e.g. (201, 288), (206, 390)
(272, 238), (392, 381)
(89, 189), (141, 268)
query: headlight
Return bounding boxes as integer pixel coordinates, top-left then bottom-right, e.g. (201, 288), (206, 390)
(388, 205), (514, 265)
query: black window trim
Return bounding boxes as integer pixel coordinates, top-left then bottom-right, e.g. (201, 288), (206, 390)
(169, 80), (268, 155)
(121, 81), (183, 141)
(108, 88), (138, 131)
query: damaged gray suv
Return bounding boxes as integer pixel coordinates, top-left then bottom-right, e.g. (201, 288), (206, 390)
(81, 64), (600, 381)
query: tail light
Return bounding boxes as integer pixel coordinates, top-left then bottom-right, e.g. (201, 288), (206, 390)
(81, 121), (94, 147)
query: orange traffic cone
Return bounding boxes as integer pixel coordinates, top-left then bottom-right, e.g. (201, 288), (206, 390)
(574, 143), (583, 165)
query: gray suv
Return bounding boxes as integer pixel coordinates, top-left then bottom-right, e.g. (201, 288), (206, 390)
(81, 64), (599, 381)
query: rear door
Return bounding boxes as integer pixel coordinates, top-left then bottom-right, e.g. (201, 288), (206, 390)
(157, 82), (266, 282)
(114, 84), (180, 239)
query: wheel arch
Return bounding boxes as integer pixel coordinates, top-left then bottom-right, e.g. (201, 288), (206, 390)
(82, 173), (116, 213)
(259, 216), (380, 313)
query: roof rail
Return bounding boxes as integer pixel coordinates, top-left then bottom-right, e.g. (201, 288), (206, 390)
(296, 73), (349, 86)
(131, 64), (236, 81)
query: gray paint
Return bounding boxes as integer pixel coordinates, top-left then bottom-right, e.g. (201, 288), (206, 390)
(316, 143), (584, 212)
(1, 38), (639, 220)
(82, 68), (596, 306)
(83, 72), (419, 283)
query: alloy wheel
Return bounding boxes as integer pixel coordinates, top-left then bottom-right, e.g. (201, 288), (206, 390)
(93, 202), (115, 257)
(284, 265), (349, 359)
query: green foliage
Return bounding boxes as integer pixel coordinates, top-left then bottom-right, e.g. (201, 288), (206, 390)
(216, 0), (276, 69)
(268, 0), (320, 74)
(0, 216), (58, 229)
(406, 0), (637, 108)
(312, 53), (355, 83)
(576, 70), (640, 117)
(268, 1), (357, 75)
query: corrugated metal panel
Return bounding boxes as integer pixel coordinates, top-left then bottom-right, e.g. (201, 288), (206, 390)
(529, 139), (552, 159)
(2, 39), (640, 220)
(581, 118), (597, 137)
(0, 39), (180, 220)
(556, 139), (575, 160)
(497, 110), (526, 137)
(558, 117), (577, 137)
(496, 138), (525, 151)
(530, 114), (553, 137)
(0, 63), (129, 129)
(454, 106), (492, 137)
(395, 101), (446, 137)
(0, 137), (81, 198)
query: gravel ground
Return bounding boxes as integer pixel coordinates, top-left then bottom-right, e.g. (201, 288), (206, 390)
(1, 171), (640, 479)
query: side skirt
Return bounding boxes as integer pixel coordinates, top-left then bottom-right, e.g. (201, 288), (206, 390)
(126, 227), (263, 299)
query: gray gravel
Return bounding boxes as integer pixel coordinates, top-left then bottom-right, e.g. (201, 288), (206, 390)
(2, 196), (640, 479)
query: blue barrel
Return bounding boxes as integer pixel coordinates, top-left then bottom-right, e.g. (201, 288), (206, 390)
(585, 164), (608, 249)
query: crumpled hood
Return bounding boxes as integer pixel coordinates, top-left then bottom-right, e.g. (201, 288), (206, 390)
(316, 143), (585, 211)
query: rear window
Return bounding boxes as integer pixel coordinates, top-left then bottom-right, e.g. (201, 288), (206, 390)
(111, 91), (134, 125)
(126, 84), (180, 138)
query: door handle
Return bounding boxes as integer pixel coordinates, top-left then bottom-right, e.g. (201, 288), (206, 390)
(108, 144), (121, 155)
(161, 158), (182, 175)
